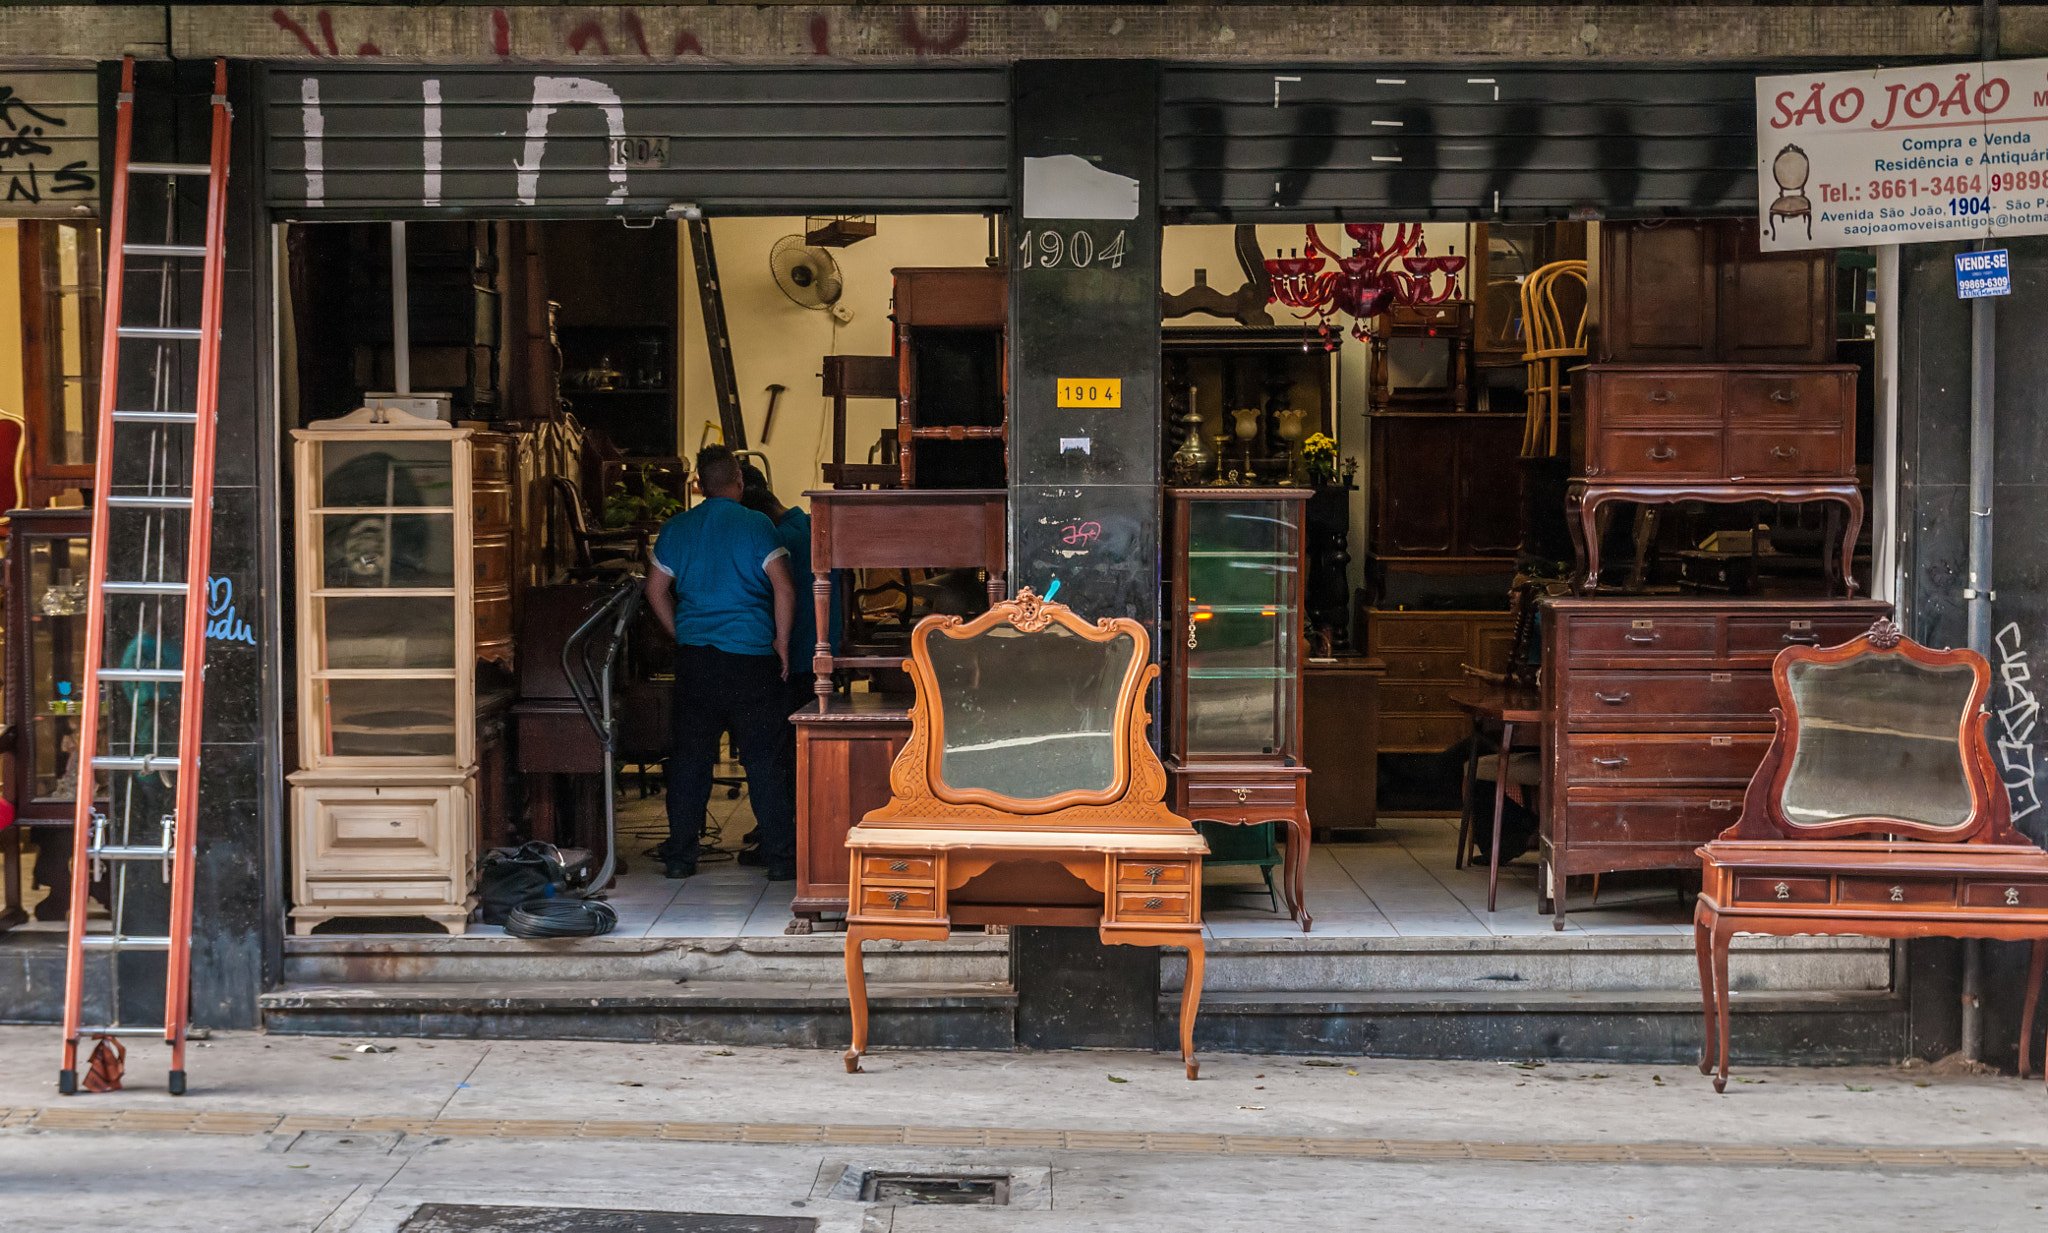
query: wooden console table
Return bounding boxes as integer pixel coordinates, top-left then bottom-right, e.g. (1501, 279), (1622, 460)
(843, 590), (1209, 1078)
(1569, 481), (1862, 596)
(1695, 618), (2048, 1091)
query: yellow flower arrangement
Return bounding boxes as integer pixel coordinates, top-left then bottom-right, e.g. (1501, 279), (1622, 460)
(1301, 432), (1338, 485)
(1302, 432), (1337, 459)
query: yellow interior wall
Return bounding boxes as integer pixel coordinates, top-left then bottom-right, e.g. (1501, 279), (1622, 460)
(0, 221), (24, 430)
(677, 215), (994, 500)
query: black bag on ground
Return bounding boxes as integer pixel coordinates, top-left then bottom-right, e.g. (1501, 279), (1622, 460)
(476, 842), (569, 925)
(1472, 795), (1541, 866)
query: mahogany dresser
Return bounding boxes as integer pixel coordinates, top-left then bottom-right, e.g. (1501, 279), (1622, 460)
(1537, 597), (1890, 929)
(1569, 364), (1863, 594)
(1367, 609), (1516, 756)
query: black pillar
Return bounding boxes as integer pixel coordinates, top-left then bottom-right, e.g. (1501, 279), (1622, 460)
(1009, 60), (1162, 638)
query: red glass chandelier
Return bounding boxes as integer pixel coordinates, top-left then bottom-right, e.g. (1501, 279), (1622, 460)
(1265, 224), (1466, 341)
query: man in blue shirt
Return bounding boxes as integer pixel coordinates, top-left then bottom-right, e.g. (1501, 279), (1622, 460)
(644, 446), (799, 880)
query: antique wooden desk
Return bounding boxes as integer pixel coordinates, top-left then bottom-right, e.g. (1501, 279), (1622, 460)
(1696, 618), (2048, 1091)
(842, 589), (1210, 1078)
(804, 489), (1007, 711)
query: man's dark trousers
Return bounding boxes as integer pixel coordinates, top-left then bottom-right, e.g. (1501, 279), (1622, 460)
(665, 643), (797, 870)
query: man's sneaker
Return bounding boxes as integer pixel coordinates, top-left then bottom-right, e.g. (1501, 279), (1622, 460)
(664, 859), (697, 879)
(736, 846), (766, 867)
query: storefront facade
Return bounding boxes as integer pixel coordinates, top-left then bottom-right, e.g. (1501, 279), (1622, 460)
(0, 4), (2041, 1071)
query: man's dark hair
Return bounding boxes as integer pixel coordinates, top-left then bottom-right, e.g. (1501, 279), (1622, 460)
(737, 462), (775, 515)
(696, 445), (741, 493)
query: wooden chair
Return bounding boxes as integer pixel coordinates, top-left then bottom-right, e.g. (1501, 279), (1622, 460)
(548, 475), (646, 579)
(1519, 260), (1588, 458)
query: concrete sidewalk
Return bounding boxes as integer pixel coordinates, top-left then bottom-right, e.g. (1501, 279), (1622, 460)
(2, 1027), (2045, 1231)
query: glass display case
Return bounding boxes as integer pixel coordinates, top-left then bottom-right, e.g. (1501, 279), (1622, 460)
(288, 407), (477, 934)
(3, 508), (97, 926)
(1165, 488), (1315, 930)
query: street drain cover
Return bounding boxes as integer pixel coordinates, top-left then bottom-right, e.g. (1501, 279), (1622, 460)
(397, 1207), (815, 1232)
(858, 1172), (1012, 1206)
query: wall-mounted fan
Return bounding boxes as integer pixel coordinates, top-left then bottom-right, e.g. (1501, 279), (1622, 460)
(769, 235), (844, 310)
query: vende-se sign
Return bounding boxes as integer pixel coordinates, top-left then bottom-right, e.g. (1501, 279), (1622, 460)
(1756, 58), (2048, 251)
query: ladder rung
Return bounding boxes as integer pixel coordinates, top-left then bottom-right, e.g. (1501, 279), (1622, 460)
(111, 410), (199, 424)
(97, 668), (184, 682)
(106, 494), (193, 508)
(73, 1026), (169, 1038)
(103, 581), (189, 595)
(91, 754), (180, 771)
(88, 843), (175, 860)
(117, 326), (202, 340)
(124, 244), (207, 259)
(80, 936), (172, 950)
(128, 162), (210, 177)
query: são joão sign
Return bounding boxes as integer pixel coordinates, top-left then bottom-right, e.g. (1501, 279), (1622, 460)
(1755, 58), (2048, 251)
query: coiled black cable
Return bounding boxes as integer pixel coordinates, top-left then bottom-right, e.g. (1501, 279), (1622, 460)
(504, 896), (618, 938)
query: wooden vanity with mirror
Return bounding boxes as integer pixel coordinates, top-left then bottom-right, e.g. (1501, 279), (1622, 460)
(841, 589), (1209, 1078)
(1696, 618), (2048, 1091)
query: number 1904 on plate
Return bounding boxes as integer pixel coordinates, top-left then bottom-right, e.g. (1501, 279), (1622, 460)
(1057, 379), (1121, 408)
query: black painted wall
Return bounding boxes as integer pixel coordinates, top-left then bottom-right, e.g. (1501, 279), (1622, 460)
(1897, 236), (2048, 1071)
(1009, 61), (1162, 640)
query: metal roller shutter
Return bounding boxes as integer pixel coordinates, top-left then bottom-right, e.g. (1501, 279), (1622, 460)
(1163, 67), (1761, 222)
(263, 65), (1010, 217)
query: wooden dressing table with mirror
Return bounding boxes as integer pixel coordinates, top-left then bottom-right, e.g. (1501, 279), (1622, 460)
(1696, 618), (2048, 1092)
(841, 589), (1210, 1078)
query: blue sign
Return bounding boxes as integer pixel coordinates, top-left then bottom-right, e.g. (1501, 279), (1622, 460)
(1957, 249), (2011, 300)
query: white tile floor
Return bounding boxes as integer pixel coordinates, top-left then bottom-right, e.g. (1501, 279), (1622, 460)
(471, 778), (1697, 942)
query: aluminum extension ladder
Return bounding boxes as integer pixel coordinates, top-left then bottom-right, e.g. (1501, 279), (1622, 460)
(57, 58), (231, 1097)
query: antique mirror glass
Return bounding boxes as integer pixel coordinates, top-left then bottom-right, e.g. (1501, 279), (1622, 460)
(926, 623), (1138, 802)
(1779, 655), (1977, 830)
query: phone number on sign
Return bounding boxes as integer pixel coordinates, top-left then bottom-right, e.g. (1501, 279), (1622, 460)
(1822, 175), (1985, 203)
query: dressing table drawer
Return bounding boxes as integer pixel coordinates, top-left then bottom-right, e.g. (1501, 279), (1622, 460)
(1116, 860), (1193, 890)
(862, 855), (937, 883)
(1184, 781), (1299, 810)
(1962, 881), (2048, 909)
(1563, 671), (1778, 725)
(1734, 876), (1829, 905)
(859, 885), (939, 916)
(1837, 877), (1954, 907)
(1115, 891), (1193, 922)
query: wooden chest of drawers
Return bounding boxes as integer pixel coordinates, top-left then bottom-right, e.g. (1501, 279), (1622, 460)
(1579, 365), (1857, 484)
(1367, 610), (1515, 754)
(1536, 598), (1890, 928)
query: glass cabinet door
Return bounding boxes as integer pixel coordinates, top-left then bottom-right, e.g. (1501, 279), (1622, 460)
(25, 533), (91, 804)
(306, 436), (462, 764)
(1181, 497), (1299, 759)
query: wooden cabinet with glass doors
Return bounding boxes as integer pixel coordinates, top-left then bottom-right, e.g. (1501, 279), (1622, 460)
(288, 408), (477, 935)
(1165, 488), (1314, 931)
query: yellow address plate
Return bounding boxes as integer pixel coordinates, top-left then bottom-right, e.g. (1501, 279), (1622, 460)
(1056, 378), (1121, 408)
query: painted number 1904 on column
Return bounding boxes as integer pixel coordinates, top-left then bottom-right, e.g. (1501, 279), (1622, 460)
(1019, 228), (1129, 269)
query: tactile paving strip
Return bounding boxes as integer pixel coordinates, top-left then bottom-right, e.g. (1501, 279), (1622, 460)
(3, 1106), (2044, 1170)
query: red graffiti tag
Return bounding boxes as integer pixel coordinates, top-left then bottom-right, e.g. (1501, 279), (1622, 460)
(899, 12), (970, 55)
(674, 31), (705, 56)
(271, 9), (322, 56)
(567, 20), (610, 55)
(1061, 522), (1102, 546)
(492, 7), (511, 57)
(273, 9), (377, 57)
(623, 12), (651, 57)
(809, 15), (831, 56)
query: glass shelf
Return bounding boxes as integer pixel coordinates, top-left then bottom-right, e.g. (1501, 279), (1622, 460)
(1187, 668), (1292, 680)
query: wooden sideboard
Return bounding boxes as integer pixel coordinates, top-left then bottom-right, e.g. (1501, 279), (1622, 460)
(1305, 656), (1384, 835)
(1367, 609), (1516, 755)
(1538, 597), (1891, 930)
(1569, 364), (1862, 595)
(792, 693), (911, 928)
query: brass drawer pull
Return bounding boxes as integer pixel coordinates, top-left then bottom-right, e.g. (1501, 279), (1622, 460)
(1234, 786), (1250, 802)
(1782, 632), (1819, 644)
(1769, 388), (1797, 403)
(1769, 445), (1798, 459)
(1775, 882), (1790, 900)
(1144, 897), (1165, 910)
(1646, 443), (1677, 462)
(1889, 885), (1905, 903)
(1708, 799), (1733, 811)
(886, 891), (908, 908)
(1647, 388), (1674, 403)
(1145, 865), (1165, 885)
(1623, 632), (1658, 644)
(1593, 691), (1632, 705)
(1592, 756), (1628, 768)
(2007, 887), (2022, 906)
(1187, 620), (1198, 650)
(889, 860), (909, 873)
